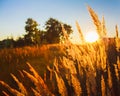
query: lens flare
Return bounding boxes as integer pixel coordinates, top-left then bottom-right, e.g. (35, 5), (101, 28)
(85, 31), (99, 43)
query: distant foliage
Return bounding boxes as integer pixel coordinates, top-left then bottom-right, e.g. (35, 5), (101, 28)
(24, 18), (41, 46)
(0, 18), (73, 48)
(44, 18), (73, 43)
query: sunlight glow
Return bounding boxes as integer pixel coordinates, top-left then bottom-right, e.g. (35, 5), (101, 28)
(85, 31), (99, 43)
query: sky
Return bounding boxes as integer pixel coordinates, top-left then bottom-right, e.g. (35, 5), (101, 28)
(0, 0), (120, 43)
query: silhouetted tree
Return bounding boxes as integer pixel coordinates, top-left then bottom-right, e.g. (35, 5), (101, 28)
(15, 37), (25, 47)
(0, 38), (14, 48)
(44, 18), (73, 43)
(24, 18), (41, 45)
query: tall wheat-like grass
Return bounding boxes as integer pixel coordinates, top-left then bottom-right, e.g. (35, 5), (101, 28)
(87, 5), (102, 37)
(10, 73), (27, 95)
(23, 62), (53, 96)
(0, 80), (24, 96)
(0, 62), (54, 96)
(31, 88), (41, 96)
(0, 38), (120, 96)
(115, 25), (120, 52)
(76, 21), (85, 43)
(101, 16), (107, 36)
(61, 24), (71, 46)
(54, 71), (68, 96)
(0, 5), (120, 96)
(116, 25), (119, 38)
(2, 91), (9, 96)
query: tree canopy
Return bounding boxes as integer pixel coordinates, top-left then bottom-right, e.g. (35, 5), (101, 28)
(0, 17), (73, 48)
(24, 18), (41, 45)
(44, 18), (73, 43)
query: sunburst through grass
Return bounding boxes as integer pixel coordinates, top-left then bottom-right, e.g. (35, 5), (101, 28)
(0, 6), (120, 96)
(85, 31), (99, 43)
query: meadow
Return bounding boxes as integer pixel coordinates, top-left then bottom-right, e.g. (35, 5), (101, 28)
(0, 6), (120, 96)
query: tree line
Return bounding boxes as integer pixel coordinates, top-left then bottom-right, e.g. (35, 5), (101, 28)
(0, 18), (73, 48)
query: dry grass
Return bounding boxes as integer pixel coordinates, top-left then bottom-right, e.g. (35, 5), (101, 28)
(76, 21), (85, 42)
(101, 16), (107, 36)
(2, 91), (9, 96)
(87, 5), (103, 38)
(0, 6), (120, 96)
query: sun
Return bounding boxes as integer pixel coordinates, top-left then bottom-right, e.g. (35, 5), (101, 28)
(85, 31), (99, 43)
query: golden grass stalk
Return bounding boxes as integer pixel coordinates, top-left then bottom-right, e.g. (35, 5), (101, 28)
(54, 71), (68, 96)
(18, 70), (24, 78)
(47, 65), (53, 81)
(101, 16), (107, 36)
(87, 6), (102, 37)
(26, 62), (41, 78)
(62, 57), (77, 74)
(101, 75), (105, 96)
(31, 88), (41, 96)
(99, 45), (107, 70)
(53, 58), (59, 73)
(114, 65), (119, 81)
(61, 24), (69, 40)
(24, 62), (53, 96)
(23, 70), (38, 84)
(116, 25), (119, 38)
(108, 67), (112, 89)
(115, 25), (119, 51)
(76, 21), (85, 43)
(61, 24), (71, 45)
(23, 70), (45, 95)
(117, 57), (120, 70)
(0, 80), (24, 96)
(2, 91), (9, 96)
(10, 73), (27, 95)
(26, 62), (48, 90)
(71, 74), (82, 96)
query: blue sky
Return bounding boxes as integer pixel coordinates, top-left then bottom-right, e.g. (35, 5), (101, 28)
(0, 0), (120, 42)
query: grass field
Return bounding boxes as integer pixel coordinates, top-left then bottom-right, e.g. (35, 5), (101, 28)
(0, 41), (120, 96)
(0, 6), (120, 96)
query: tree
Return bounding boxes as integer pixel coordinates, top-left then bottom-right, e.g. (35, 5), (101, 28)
(0, 38), (15, 48)
(44, 18), (73, 43)
(24, 18), (41, 45)
(15, 37), (25, 47)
